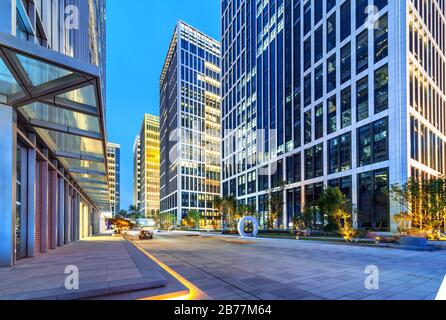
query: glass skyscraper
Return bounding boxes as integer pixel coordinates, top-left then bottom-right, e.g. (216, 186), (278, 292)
(221, 0), (446, 232)
(160, 21), (221, 228)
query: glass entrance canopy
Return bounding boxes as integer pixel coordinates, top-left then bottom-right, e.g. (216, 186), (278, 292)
(0, 35), (110, 213)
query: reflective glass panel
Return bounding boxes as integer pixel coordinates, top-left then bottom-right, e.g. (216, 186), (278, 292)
(0, 58), (23, 96)
(16, 53), (73, 86)
(58, 85), (97, 107)
(19, 102), (100, 133)
(35, 128), (104, 159)
(59, 157), (106, 173)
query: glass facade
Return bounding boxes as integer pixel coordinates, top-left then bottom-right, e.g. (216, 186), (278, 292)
(222, 0), (446, 233)
(160, 22), (221, 228)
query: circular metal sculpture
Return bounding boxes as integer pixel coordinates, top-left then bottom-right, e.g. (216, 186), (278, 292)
(238, 216), (259, 238)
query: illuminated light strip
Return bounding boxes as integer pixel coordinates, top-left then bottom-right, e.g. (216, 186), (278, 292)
(128, 240), (204, 301)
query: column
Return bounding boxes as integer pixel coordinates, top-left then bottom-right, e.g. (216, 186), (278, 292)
(58, 168), (65, 247)
(0, 104), (16, 267)
(41, 149), (49, 253)
(64, 183), (70, 245)
(26, 133), (37, 257)
(50, 161), (58, 249)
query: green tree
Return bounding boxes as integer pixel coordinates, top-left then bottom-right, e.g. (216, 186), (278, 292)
(265, 181), (287, 230)
(186, 210), (201, 229)
(390, 177), (446, 239)
(127, 205), (142, 220)
(318, 187), (356, 242)
(117, 209), (129, 219)
(212, 196), (223, 229)
(222, 196), (237, 231)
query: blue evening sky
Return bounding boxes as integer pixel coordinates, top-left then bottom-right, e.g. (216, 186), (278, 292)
(106, 1), (221, 210)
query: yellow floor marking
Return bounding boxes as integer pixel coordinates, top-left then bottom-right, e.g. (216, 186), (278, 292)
(127, 240), (205, 300)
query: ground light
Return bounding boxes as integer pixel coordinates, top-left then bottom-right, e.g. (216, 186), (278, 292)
(128, 240), (203, 300)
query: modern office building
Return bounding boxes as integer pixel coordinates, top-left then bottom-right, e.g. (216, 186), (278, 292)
(220, 0), (446, 232)
(107, 142), (121, 216)
(0, 0), (108, 267)
(160, 21), (221, 228)
(133, 135), (141, 209)
(136, 114), (160, 220)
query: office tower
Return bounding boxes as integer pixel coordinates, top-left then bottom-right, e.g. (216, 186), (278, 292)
(220, 0), (446, 232)
(0, 0), (107, 266)
(137, 114), (161, 220)
(160, 21), (221, 228)
(133, 135), (141, 210)
(107, 142), (121, 216)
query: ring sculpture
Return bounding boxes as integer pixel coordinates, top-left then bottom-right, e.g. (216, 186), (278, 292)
(238, 216), (259, 238)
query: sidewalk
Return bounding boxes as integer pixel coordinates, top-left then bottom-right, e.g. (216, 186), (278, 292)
(0, 235), (169, 300)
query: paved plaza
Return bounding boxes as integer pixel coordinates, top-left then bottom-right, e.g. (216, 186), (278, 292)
(134, 232), (446, 300)
(0, 235), (172, 300)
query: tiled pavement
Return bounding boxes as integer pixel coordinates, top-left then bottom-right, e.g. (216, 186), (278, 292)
(135, 232), (446, 300)
(0, 235), (175, 300)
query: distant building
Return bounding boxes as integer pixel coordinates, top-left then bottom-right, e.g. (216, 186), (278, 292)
(135, 114), (160, 220)
(159, 21), (221, 228)
(107, 143), (121, 216)
(133, 135), (141, 210)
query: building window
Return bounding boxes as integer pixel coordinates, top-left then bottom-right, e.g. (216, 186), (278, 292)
(356, 76), (369, 121)
(356, 0), (369, 29)
(328, 132), (352, 174)
(374, 64), (389, 113)
(327, 54), (336, 93)
(341, 43), (351, 84)
(304, 73), (312, 107)
(287, 153), (302, 184)
(315, 103), (323, 140)
(271, 160), (283, 188)
(258, 166), (269, 191)
(327, 13), (336, 53)
(358, 169), (389, 231)
(410, 116), (419, 162)
(356, 29), (368, 74)
(247, 171), (256, 194)
(341, 87), (352, 129)
(374, 14), (388, 63)
(340, 0), (351, 42)
(327, 95), (337, 134)
(314, 64), (323, 101)
(304, 37), (312, 71)
(358, 117), (389, 167)
(315, 26), (323, 63)
(304, 110), (312, 144)
(314, 0), (323, 24)
(304, 1), (312, 35)
(327, 0), (336, 13)
(305, 143), (324, 180)
(238, 175), (246, 196)
(374, 0), (388, 12)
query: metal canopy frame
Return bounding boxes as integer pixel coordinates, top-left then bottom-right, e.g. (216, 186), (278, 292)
(0, 33), (110, 213)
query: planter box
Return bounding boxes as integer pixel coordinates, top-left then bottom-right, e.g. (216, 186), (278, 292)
(399, 236), (428, 247)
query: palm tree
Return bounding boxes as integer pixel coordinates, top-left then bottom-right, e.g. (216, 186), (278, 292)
(128, 205), (140, 220)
